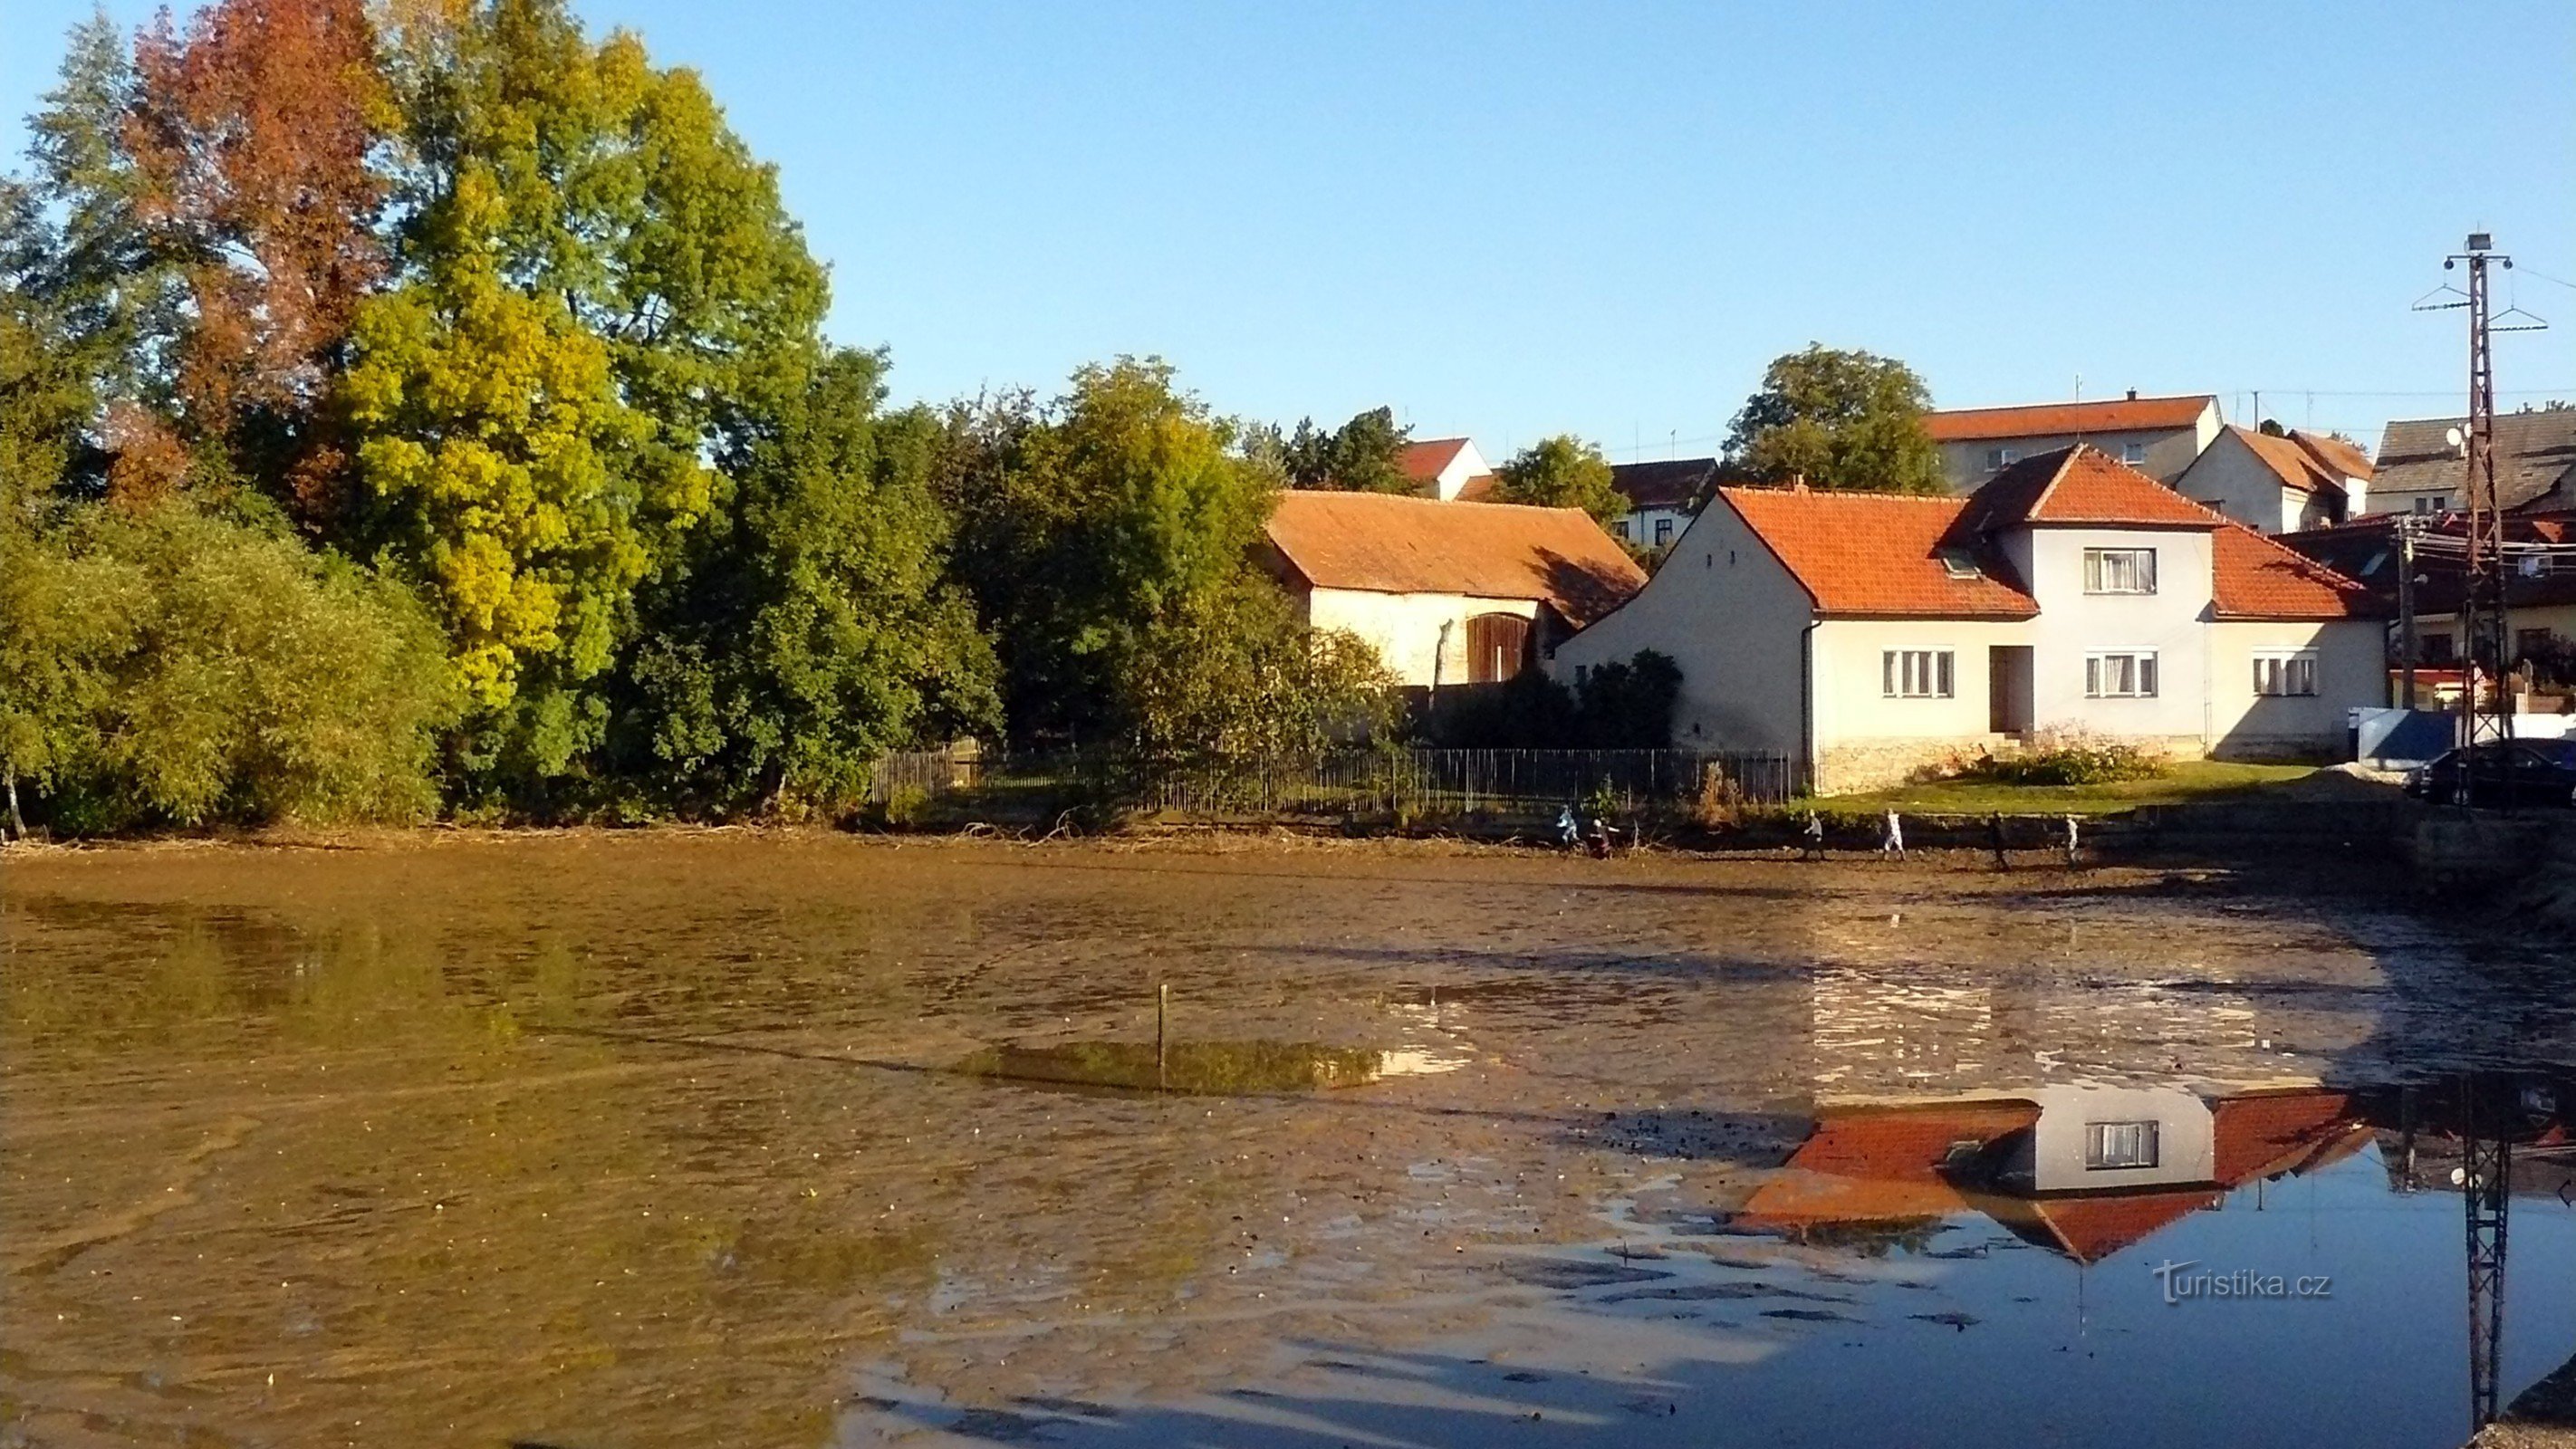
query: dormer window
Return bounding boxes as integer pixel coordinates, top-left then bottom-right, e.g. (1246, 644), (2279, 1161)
(1985, 446), (2019, 473)
(2121, 441), (2148, 466)
(1935, 547), (1983, 580)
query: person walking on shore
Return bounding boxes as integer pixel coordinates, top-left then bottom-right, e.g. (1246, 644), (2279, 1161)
(1880, 809), (1906, 861)
(1802, 811), (1827, 861)
(2062, 813), (2081, 868)
(1987, 812), (2009, 871)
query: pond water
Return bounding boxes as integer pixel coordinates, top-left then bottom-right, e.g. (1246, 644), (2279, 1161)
(5, 833), (2575, 1447)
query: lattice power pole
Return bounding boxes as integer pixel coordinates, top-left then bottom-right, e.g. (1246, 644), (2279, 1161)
(2462, 1073), (2512, 1432)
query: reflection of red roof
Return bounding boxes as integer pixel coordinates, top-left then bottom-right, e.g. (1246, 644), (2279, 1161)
(1925, 395), (2215, 443)
(1737, 1103), (2039, 1230)
(2211, 1091), (2369, 1184)
(1987, 1189), (2224, 1264)
(1264, 491), (1647, 627)
(1720, 488), (2039, 619)
(1402, 437), (1472, 485)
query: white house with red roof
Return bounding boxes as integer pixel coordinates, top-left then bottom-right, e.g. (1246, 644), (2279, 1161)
(1398, 437), (1499, 501)
(1926, 391), (2223, 491)
(2174, 425), (2373, 534)
(1549, 445), (2386, 792)
(1261, 491), (1644, 688)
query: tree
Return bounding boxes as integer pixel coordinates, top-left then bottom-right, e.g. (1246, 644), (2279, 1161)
(1494, 434), (1623, 523)
(127, 0), (389, 523)
(936, 359), (1281, 744)
(1281, 406), (1413, 494)
(1119, 576), (1396, 771)
(616, 349), (1000, 814)
(1722, 344), (1944, 494)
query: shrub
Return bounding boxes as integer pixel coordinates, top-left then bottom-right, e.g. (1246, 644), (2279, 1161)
(1964, 729), (2165, 787)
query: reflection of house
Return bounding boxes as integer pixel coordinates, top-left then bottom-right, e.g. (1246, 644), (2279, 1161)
(1552, 445), (2387, 792)
(2282, 512), (2576, 669)
(1260, 491), (1647, 687)
(1926, 392), (2223, 491)
(2368, 408), (2576, 517)
(2174, 426), (2372, 534)
(1402, 437), (1500, 501)
(1738, 1087), (2371, 1264)
(1607, 457), (1716, 551)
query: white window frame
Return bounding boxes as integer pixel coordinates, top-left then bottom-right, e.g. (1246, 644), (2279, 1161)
(1611, 519), (1631, 541)
(1881, 648), (1956, 699)
(2085, 650), (2159, 698)
(2120, 440), (2148, 466)
(2085, 1120), (2160, 1170)
(1985, 446), (2020, 473)
(2252, 650), (2319, 697)
(2083, 547), (2158, 595)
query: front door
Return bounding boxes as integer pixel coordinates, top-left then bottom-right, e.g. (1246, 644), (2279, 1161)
(1989, 646), (2033, 734)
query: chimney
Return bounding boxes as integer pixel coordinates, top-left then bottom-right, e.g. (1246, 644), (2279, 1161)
(2125, 389), (2138, 401)
(1790, 472), (1809, 494)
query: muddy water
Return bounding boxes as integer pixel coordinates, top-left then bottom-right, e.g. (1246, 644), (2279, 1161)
(5, 833), (2575, 1447)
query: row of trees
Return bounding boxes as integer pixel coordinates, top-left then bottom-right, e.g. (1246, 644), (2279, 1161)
(0, 0), (1945, 837)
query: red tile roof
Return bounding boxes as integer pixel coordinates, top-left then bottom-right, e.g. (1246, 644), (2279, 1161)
(1960, 445), (2226, 531)
(1924, 395), (2216, 443)
(2210, 1091), (2369, 1185)
(1719, 487), (2040, 619)
(2212, 526), (2382, 620)
(1726, 447), (2379, 621)
(2229, 426), (2373, 498)
(1735, 1102), (2039, 1231)
(1991, 1189), (2224, 1265)
(1400, 437), (1473, 485)
(1264, 491), (1646, 627)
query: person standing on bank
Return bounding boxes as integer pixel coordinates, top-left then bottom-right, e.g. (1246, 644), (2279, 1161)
(2062, 813), (2081, 868)
(1988, 812), (2009, 871)
(1880, 809), (1906, 861)
(1802, 811), (1827, 861)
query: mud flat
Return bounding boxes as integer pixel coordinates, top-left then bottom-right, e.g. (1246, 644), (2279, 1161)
(7, 832), (2576, 1447)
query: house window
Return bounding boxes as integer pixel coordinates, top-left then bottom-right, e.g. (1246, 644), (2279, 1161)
(2253, 650), (2319, 696)
(2121, 441), (2148, 466)
(1653, 516), (1674, 546)
(1611, 519), (1631, 541)
(2423, 632), (2456, 665)
(2086, 651), (2159, 698)
(2083, 547), (2158, 595)
(2518, 629), (2554, 661)
(1882, 649), (1955, 699)
(1465, 613), (1530, 684)
(2413, 494), (2446, 515)
(2085, 1120), (2160, 1170)
(1985, 446), (2019, 473)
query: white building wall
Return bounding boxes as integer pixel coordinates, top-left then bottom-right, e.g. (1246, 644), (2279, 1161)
(2006, 526), (2216, 745)
(2023, 1086), (2217, 1194)
(1425, 441), (1494, 501)
(2206, 619), (2385, 757)
(1610, 505), (1690, 552)
(1304, 587), (1537, 688)
(1548, 504), (1812, 753)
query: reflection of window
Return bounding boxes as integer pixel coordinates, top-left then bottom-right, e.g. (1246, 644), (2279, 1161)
(2121, 441), (2148, 465)
(2084, 547), (2158, 594)
(2086, 1120), (2160, 1169)
(2254, 651), (2318, 696)
(2086, 651), (2158, 697)
(1653, 517), (1674, 546)
(1882, 649), (1955, 699)
(1465, 613), (1530, 684)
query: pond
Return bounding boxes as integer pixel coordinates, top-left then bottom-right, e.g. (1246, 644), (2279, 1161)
(5, 833), (2573, 1446)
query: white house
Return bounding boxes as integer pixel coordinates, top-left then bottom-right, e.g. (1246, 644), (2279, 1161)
(1606, 457), (1716, 552)
(1399, 437), (1500, 501)
(1550, 445), (2387, 792)
(1926, 392), (2223, 491)
(2174, 425), (2371, 533)
(1262, 491), (1645, 688)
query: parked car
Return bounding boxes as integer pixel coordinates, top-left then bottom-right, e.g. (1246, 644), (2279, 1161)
(2405, 739), (2576, 807)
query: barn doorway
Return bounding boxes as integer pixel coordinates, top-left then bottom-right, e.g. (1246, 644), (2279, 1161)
(1466, 613), (1530, 684)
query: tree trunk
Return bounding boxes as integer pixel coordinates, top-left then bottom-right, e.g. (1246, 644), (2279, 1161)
(4, 767), (24, 843)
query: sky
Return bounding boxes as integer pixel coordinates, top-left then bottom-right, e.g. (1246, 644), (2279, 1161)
(4, 1), (2572, 459)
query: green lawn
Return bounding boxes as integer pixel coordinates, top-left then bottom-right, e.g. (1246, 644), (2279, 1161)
(1809, 761), (2326, 816)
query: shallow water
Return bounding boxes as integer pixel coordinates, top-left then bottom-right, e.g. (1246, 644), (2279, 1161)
(5, 833), (2574, 1447)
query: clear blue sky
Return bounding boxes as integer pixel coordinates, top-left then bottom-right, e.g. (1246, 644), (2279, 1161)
(5, 1), (2572, 457)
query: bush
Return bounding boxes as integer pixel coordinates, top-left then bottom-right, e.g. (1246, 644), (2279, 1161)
(1964, 729), (2165, 787)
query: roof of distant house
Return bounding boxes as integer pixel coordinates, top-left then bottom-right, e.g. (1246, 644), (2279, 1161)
(2372, 408), (2576, 513)
(2281, 511), (2576, 613)
(1923, 394), (2216, 444)
(2220, 425), (2372, 499)
(1399, 437), (1474, 485)
(1722, 446), (2379, 620)
(1609, 457), (1718, 512)
(1263, 491), (1646, 628)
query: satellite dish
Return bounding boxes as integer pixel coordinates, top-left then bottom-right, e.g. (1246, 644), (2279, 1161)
(2446, 426), (2466, 451)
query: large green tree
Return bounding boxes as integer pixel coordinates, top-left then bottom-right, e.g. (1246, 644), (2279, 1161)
(1280, 405), (1412, 494)
(1494, 434), (1623, 524)
(1722, 344), (1944, 494)
(617, 349), (999, 814)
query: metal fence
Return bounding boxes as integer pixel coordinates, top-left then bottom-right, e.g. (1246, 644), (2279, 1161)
(874, 746), (1803, 819)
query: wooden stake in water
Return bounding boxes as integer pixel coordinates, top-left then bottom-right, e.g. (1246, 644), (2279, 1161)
(1156, 982), (1168, 1089)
